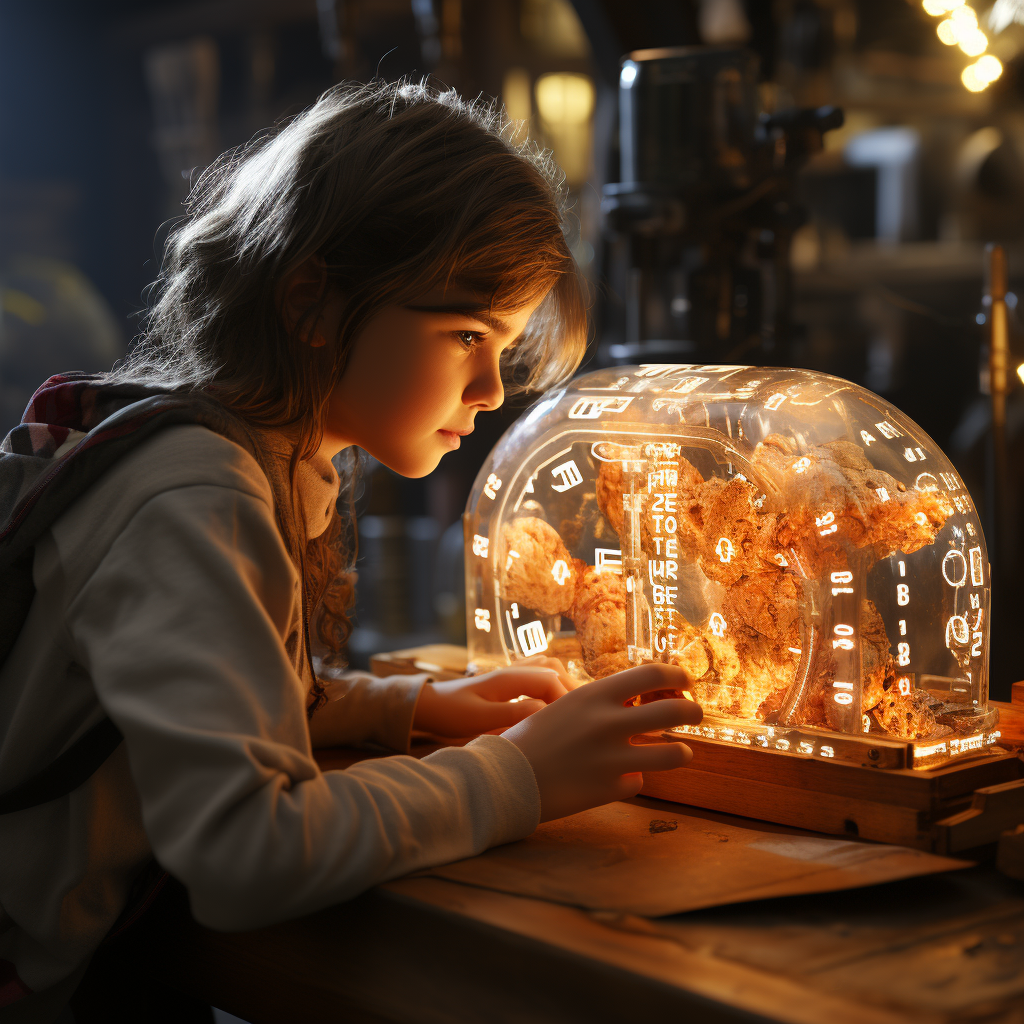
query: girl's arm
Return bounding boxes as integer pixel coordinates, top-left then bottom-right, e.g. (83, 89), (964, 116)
(65, 471), (541, 931)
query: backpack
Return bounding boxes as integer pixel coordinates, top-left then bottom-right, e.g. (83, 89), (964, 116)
(0, 372), (257, 814)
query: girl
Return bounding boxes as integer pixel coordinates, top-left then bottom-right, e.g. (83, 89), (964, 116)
(0, 80), (697, 1021)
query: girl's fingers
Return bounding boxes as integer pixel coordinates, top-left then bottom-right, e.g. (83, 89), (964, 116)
(483, 697), (546, 728)
(612, 772), (645, 801)
(624, 739), (693, 773)
(625, 697), (703, 735)
(591, 663), (693, 705)
(475, 668), (568, 704)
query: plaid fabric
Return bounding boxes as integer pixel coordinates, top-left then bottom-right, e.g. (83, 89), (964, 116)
(0, 372), (258, 675)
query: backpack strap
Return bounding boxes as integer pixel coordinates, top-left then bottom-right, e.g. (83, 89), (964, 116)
(0, 717), (123, 815)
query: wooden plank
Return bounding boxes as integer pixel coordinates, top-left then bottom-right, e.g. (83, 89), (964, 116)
(1012, 680), (1024, 706)
(991, 698), (1024, 749)
(934, 778), (1024, 853)
(636, 733), (1022, 812)
(384, 877), (920, 1024)
(640, 763), (933, 848)
(369, 644), (468, 680)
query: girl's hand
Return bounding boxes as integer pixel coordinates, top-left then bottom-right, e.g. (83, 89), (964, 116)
(413, 665), (569, 738)
(502, 663), (701, 823)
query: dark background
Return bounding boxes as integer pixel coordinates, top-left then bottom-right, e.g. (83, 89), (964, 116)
(2, 0), (1023, 695)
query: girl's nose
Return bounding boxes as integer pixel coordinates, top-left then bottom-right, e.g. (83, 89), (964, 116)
(465, 352), (505, 412)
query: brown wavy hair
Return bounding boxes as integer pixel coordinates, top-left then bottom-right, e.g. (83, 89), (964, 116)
(114, 79), (589, 712)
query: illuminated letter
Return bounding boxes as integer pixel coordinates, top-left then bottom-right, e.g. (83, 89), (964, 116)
(516, 620), (548, 656)
(550, 460), (583, 493)
(474, 608), (491, 632)
(472, 534), (489, 558)
(969, 547), (984, 587)
(551, 560), (571, 586)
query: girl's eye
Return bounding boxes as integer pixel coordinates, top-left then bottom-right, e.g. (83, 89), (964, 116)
(454, 330), (482, 349)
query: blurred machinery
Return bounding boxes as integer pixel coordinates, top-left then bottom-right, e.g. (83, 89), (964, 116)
(600, 45), (843, 365)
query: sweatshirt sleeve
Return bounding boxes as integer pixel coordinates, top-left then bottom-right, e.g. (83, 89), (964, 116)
(309, 670), (428, 753)
(64, 482), (541, 931)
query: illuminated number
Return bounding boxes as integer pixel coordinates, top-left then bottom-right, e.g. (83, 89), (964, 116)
(942, 550), (967, 587)
(716, 537), (735, 563)
(506, 549), (520, 571)
(899, 619), (907, 635)
(774, 552), (789, 567)
(595, 548), (622, 574)
(815, 511), (837, 537)
(875, 487), (890, 502)
(550, 460), (583, 493)
(551, 560), (571, 586)
(709, 613), (727, 637)
(474, 608), (491, 632)
(820, 746), (835, 758)
(897, 584), (909, 606)
(915, 473), (938, 492)
(860, 430), (876, 446)
(898, 560), (906, 577)
(969, 547), (984, 586)
(765, 393), (786, 411)
(516, 620), (548, 656)
(972, 632), (983, 658)
(897, 642), (910, 667)
(798, 741), (815, 754)
(472, 534), (489, 558)
(862, 714), (871, 732)
(830, 570), (853, 597)
(945, 615), (969, 647)
(483, 474), (502, 500)
(568, 396), (634, 419)
(898, 676), (911, 696)
(939, 472), (961, 491)
(636, 363), (689, 378)
(834, 623), (854, 636)
(875, 420), (903, 439)
(793, 457), (811, 474)
(903, 447), (927, 462)
(669, 376), (709, 394)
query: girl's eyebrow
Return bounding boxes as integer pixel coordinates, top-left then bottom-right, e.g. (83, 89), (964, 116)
(404, 303), (511, 334)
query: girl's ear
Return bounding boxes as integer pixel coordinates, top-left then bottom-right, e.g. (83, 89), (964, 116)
(277, 254), (330, 346)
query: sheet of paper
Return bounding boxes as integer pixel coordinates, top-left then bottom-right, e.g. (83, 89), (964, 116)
(419, 800), (969, 917)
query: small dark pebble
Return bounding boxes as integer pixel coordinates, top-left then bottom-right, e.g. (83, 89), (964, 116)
(649, 819), (679, 834)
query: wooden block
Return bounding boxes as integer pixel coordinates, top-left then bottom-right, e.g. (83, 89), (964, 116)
(640, 765), (931, 848)
(1012, 680), (1024, 706)
(934, 778), (1024, 853)
(991, 699), (1024, 750)
(369, 644), (468, 680)
(997, 824), (1024, 880)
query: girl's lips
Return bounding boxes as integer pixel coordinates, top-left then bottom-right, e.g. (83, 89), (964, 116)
(438, 429), (463, 449)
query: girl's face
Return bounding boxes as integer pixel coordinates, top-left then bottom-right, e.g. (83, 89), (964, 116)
(320, 289), (547, 477)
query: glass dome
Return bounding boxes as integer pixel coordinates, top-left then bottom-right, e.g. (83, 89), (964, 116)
(464, 364), (1001, 770)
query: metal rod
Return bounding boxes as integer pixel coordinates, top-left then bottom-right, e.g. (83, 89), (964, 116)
(987, 242), (1010, 574)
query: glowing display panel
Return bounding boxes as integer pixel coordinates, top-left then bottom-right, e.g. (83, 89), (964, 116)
(464, 365), (999, 770)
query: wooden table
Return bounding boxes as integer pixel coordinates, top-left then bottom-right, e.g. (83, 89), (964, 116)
(148, 772), (1024, 1024)
(133, 661), (1024, 1022)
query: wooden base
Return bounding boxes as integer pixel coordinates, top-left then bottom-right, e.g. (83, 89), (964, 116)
(369, 645), (1024, 853)
(637, 732), (1024, 854)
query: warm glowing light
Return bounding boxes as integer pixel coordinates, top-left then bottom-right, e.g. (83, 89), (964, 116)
(975, 53), (1004, 81)
(923, 0), (963, 12)
(962, 63), (987, 90)
(951, 5), (978, 27)
(958, 28), (988, 55)
(1017, 362), (1024, 384)
(937, 18), (959, 43)
(535, 73), (595, 126)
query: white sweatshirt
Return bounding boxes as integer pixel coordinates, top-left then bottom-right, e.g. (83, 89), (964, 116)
(0, 425), (540, 994)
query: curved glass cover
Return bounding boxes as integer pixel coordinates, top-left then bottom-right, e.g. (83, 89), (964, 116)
(464, 365), (1000, 770)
